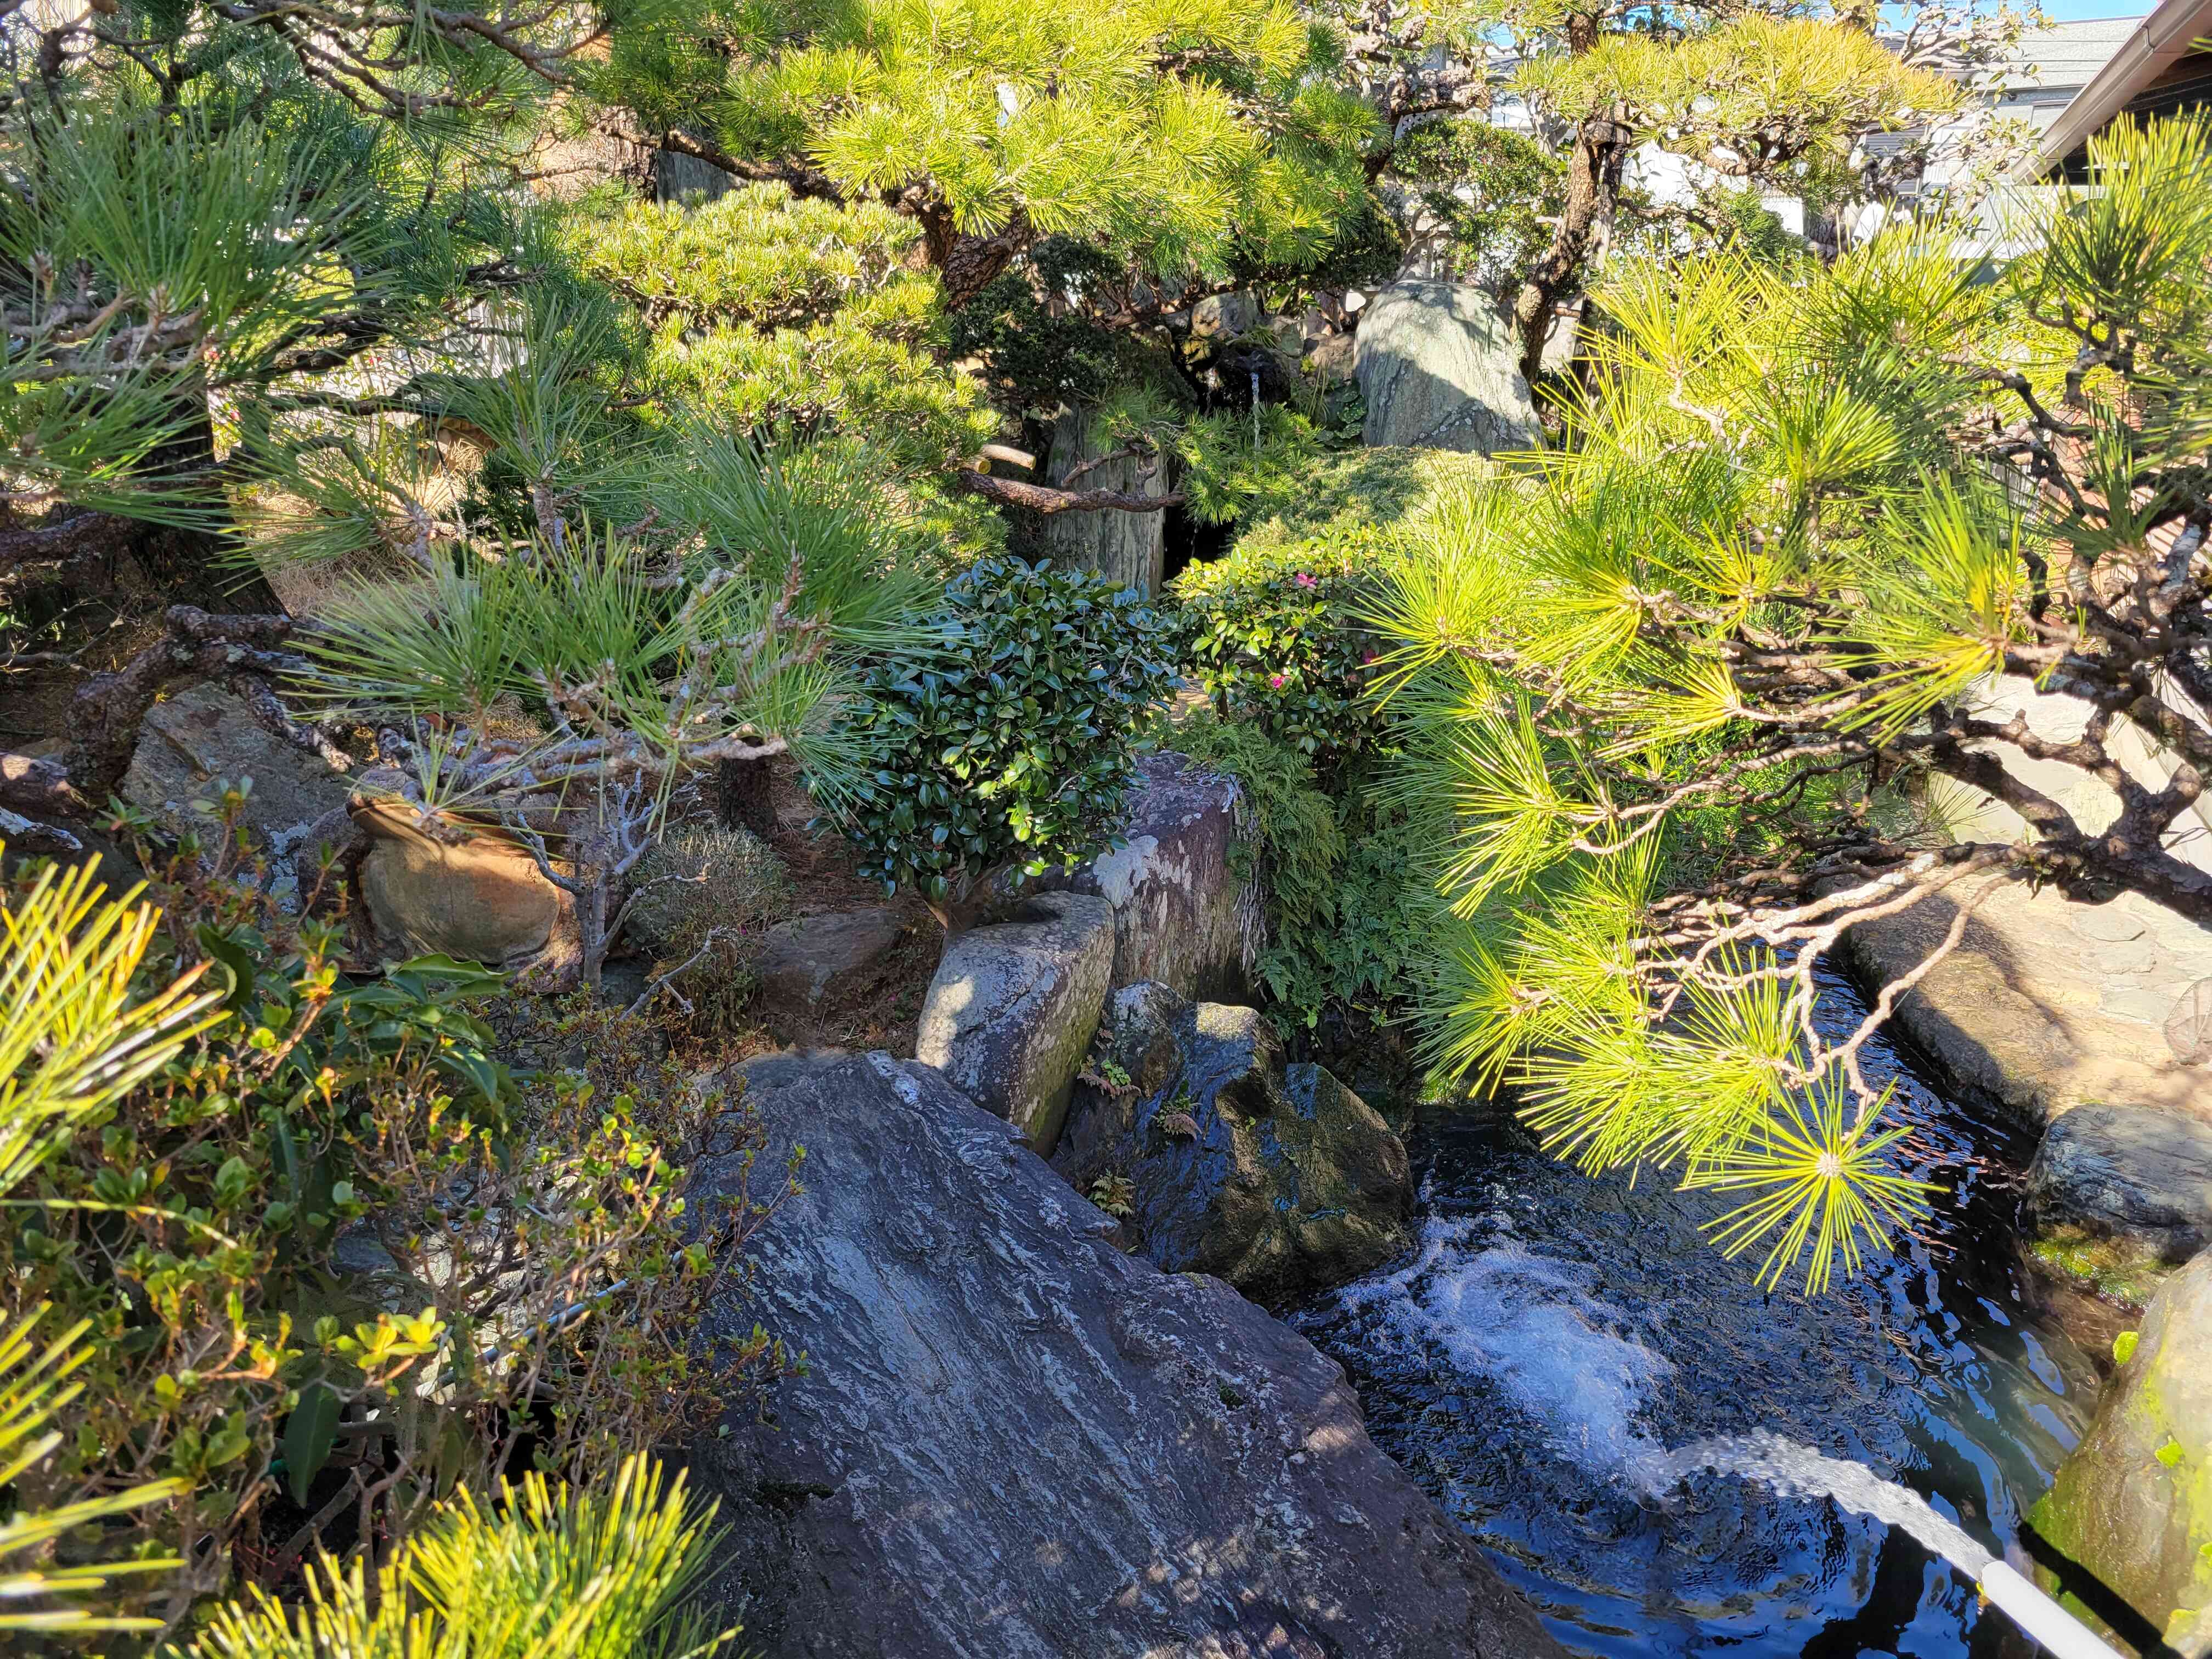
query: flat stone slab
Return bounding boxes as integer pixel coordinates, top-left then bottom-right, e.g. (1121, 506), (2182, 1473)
(757, 907), (904, 1006)
(1835, 877), (2212, 1126)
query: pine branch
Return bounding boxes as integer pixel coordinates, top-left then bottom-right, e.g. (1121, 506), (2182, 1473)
(955, 471), (1184, 515)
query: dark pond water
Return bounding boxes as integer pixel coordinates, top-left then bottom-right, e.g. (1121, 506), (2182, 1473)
(1291, 969), (2101, 1658)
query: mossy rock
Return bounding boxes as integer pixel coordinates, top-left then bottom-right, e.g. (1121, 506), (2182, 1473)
(2028, 1248), (2212, 1657)
(2029, 1222), (2176, 1310)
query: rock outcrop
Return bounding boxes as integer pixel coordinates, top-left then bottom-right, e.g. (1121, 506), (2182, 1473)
(1835, 878), (2212, 1125)
(684, 1051), (1560, 1659)
(1355, 281), (1539, 454)
(1052, 981), (1413, 1308)
(2028, 1247), (2212, 1658)
(351, 797), (577, 977)
(1034, 752), (1256, 1002)
(2029, 1104), (2212, 1308)
(915, 891), (1115, 1154)
(120, 682), (354, 902)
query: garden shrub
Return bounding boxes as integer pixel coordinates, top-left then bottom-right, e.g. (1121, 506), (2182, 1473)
(182, 1454), (735, 1659)
(834, 557), (1178, 930)
(1169, 526), (1394, 775)
(1163, 710), (1437, 1031)
(0, 793), (798, 1633)
(625, 825), (795, 1034)
(1164, 707), (1342, 944)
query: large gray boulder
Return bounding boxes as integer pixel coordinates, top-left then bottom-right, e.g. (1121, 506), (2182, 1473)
(1355, 281), (1539, 454)
(1035, 752), (1256, 1002)
(1052, 982), (1413, 1310)
(684, 1051), (1561, 1659)
(2028, 1247), (2212, 1657)
(915, 891), (1115, 1154)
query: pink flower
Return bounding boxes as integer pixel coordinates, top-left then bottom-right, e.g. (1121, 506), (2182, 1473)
(1294, 572), (1317, 588)
(1268, 674), (1286, 689)
(1361, 651), (1376, 665)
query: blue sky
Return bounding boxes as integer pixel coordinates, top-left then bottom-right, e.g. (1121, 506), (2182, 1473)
(2035, 0), (2147, 17)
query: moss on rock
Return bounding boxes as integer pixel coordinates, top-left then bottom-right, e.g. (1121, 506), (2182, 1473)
(2029, 1223), (2174, 1310)
(2029, 1249), (2212, 1657)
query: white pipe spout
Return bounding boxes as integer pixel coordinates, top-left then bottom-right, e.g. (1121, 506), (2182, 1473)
(1978, 1561), (2127, 1659)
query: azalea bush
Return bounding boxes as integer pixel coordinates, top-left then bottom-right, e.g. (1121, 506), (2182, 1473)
(834, 558), (1177, 929)
(1169, 527), (1391, 776)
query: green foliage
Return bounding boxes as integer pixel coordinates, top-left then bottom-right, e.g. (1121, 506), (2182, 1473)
(565, 183), (926, 332)
(559, 184), (1000, 481)
(0, 799), (798, 1627)
(182, 1454), (735, 1659)
(1164, 709), (1427, 1031)
(1372, 114), (2212, 1293)
(1384, 120), (1562, 290)
(1516, 16), (1963, 215)
(631, 0), (1378, 291)
(1166, 707), (1342, 935)
(625, 825), (795, 1035)
(834, 557), (1177, 926)
(0, 1309), (186, 1635)
(1170, 526), (1390, 772)
(948, 239), (1158, 411)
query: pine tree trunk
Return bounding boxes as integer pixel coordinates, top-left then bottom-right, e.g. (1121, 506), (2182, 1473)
(1511, 111), (1630, 386)
(1510, 12), (1629, 388)
(1042, 407), (1167, 597)
(716, 754), (779, 838)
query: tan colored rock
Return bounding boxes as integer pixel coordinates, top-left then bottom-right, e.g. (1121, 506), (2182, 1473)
(1836, 877), (2212, 1127)
(352, 797), (577, 978)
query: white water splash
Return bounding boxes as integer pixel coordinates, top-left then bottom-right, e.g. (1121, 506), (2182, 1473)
(1651, 1430), (1995, 1578)
(1327, 1213), (1674, 1473)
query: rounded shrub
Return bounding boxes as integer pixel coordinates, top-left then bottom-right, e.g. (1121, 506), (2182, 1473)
(836, 557), (1177, 928)
(1169, 525), (1390, 774)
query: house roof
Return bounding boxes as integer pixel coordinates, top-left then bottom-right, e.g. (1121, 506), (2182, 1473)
(2000, 16), (2149, 91)
(2028, 0), (2212, 169)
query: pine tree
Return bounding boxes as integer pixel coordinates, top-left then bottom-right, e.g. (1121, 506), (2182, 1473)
(586, 0), (1380, 310)
(0, 3), (939, 947)
(1377, 114), (2212, 1291)
(1472, 0), (2005, 379)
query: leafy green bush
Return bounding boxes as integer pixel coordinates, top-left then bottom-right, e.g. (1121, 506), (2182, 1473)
(0, 794), (798, 1632)
(1164, 710), (1436, 1031)
(1164, 707), (1341, 944)
(947, 238), (1154, 412)
(835, 558), (1178, 929)
(1170, 527), (1391, 774)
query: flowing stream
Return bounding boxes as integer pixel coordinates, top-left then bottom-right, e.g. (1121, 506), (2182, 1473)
(1293, 968), (2101, 1658)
